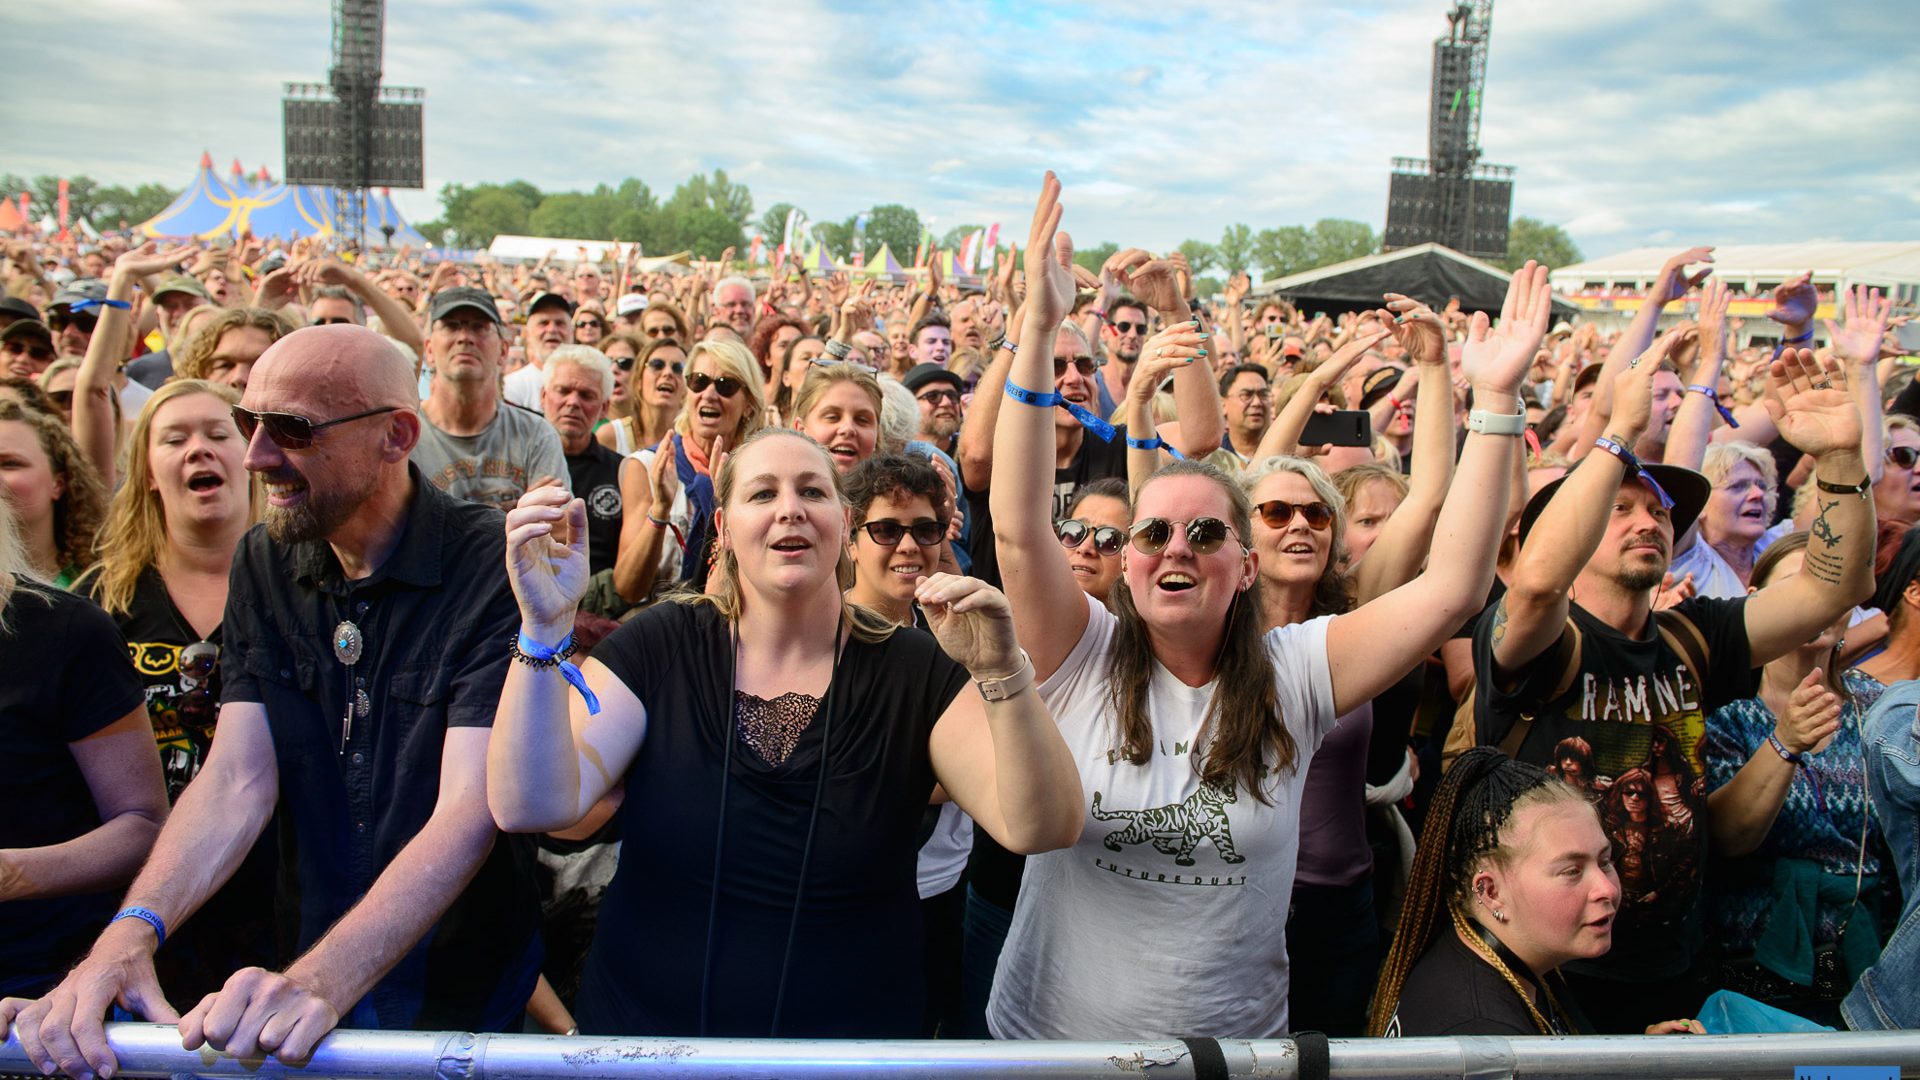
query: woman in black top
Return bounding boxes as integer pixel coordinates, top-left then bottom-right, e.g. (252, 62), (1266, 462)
(0, 497), (168, 996)
(1372, 748), (1705, 1037)
(489, 426), (1082, 1037)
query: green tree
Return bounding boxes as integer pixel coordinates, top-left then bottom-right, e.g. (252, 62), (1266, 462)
(1177, 239), (1219, 275)
(30, 174), (101, 224)
(665, 169), (753, 229)
(1308, 218), (1378, 266)
(938, 223), (985, 252)
(758, 202), (800, 243)
(93, 183), (178, 230)
(1253, 225), (1314, 278)
(1215, 224), (1255, 275)
(452, 187), (536, 247)
(861, 204), (922, 263)
(670, 206), (744, 259)
(1502, 217), (1581, 271)
(527, 193), (610, 240)
(814, 218), (856, 262)
(1072, 241), (1120, 273)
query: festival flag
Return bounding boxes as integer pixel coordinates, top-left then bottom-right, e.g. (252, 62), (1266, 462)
(984, 223), (1001, 257)
(957, 232), (976, 274)
(782, 208), (805, 253)
(749, 234), (766, 266)
(967, 229), (987, 274)
(57, 179), (70, 241)
(774, 243), (788, 272)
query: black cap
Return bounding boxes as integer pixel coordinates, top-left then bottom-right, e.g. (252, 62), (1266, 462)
(1, 318), (55, 351)
(525, 291), (576, 318)
(903, 362), (964, 396)
(427, 286), (503, 325)
(1572, 362), (1603, 395)
(1359, 366), (1405, 410)
(0, 297), (40, 323)
(1518, 464), (1712, 546)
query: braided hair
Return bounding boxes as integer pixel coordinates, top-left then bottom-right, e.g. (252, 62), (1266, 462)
(1369, 747), (1588, 1035)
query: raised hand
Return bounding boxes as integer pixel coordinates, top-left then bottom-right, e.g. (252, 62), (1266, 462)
(1222, 271), (1250, 308)
(1381, 293), (1447, 366)
(1651, 246), (1715, 305)
(1653, 571), (1697, 611)
(1111, 249), (1186, 314)
(1022, 172), (1076, 329)
(826, 271), (850, 307)
(1824, 284), (1893, 367)
(504, 484), (591, 636)
(1130, 322), (1207, 406)
(1611, 329), (1685, 440)
(1763, 348), (1862, 458)
(1768, 272), (1818, 331)
(1099, 249), (1129, 309)
(1696, 278), (1732, 367)
(114, 240), (197, 280)
(253, 265), (300, 309)
(646, 434), (681, 514)
(1457, 261), (1553, 394)
(914, 574), (1023, 679)
(1777, 666), (1841, 755)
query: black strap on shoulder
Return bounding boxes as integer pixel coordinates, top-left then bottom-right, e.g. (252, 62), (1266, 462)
(1180, 1037), (1229, 1080)
(1293, 1030), (1330, 1080)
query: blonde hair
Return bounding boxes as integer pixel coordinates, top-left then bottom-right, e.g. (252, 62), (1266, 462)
(672, 427), (894, 644)
(173, 307), (297, 382)
(1240, 454), (1353, 617)
(80, 381), (258, 616)
(792, 361), (884, 430)
(1333, 461), (1409, 506)
(1700, 440), (1780, 523)
(876, 376), (918, 454)
(674, 339), (767, 449)
(0, 492), (52, 632)
(0, 400), (108, 576)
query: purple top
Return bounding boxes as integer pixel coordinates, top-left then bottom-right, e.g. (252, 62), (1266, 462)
(1294, 703), (1374, 887)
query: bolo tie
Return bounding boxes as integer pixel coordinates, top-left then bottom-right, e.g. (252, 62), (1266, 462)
(333, 619), (370, 753)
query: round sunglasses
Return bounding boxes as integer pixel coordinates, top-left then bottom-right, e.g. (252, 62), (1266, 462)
(1127, 516), (1239, 556)
(1057, 518), (1124, 556)
(859, 518), (945, 547)
(1254, 500), (1334, 531)
(686, 372), (744, 398)
(1888, 445), (1920, 470)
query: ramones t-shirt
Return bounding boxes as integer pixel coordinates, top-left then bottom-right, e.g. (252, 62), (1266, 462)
(962, 424), (1129, 590)
(1471, 595), (1754, 981)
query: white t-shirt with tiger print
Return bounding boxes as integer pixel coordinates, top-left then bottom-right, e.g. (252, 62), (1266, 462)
(988, 592), (1339, 1039)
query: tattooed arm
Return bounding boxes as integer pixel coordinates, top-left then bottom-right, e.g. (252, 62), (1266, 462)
(1741, 349), (1877, 665)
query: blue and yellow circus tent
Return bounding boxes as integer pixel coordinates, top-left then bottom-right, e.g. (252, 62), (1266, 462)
(139, 153), (244, 239)
(138, 153), (425, 248)
(369, 189), (427, 247)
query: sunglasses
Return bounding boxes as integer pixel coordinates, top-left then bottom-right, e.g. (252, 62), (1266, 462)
(231, 404), (402, 450)
(859, 518), (945, 547)
(1889, 445), (1920, 470)
(48, 389), (73, 409)
(917, 389), (961, 407)
(577, 318), (606, 330)
(1054, 355), (1100, 379)
(646, 357), (685, 375)
(3, 340), (55, 364)
(686, 372), (744, 397)
(1111, 321), (1147, 335)
(1057, 518), (1124, 556)
(48, 310), (99, 334)
(611, 356), (635, 371)
(1255, 500), (1334, 531)
(1127, 516), (1238, 556)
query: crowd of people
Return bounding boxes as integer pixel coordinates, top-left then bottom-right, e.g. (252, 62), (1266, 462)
(0, 171), (1917, 1076)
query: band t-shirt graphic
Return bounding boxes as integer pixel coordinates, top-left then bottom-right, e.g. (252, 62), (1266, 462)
(989, 592), (1338, 1039)
(1471, 595), (1755, 981)
(113, 568), (224, 800)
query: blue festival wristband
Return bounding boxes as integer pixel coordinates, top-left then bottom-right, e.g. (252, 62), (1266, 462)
(111, 906), (166, 948)
(1686, 384), (1739, 429)
(1125, 433), (1186, 460)
(516, 632), (602, 715)
(1003, 379), (1116, 442)
(1592, 437), (1674, 510)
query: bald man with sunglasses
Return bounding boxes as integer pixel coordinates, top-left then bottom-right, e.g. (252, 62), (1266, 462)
(4, 325), (541, 1077)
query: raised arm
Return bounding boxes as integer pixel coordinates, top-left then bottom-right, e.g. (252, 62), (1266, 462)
(1707, 667), (1840, 856)
(1822, 285), (1893, 483)
(612, 444), (675, 604)
(303, 258), (427, 360)
(1741, 349), (1878, 664)
(955, 309), (1022, 490)
(1325, 263), (1552, 713)
(1112, 250), (1224, 457)
(991, 172), (1095, 679)
(1572, 246), (1714, 463)
(1253, 326), (1392, 460)
(1665, 282), (1732, 471)
(1352, 296), (1458, 603)
(1124, 330), (1202, 497)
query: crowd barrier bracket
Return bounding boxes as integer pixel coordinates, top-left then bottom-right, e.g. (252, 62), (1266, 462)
(3, 1024), (1919, 1080)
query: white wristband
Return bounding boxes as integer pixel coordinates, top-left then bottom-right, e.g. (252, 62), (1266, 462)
(1466, 404), (1528, 436)
(974, 649), (1035, 702)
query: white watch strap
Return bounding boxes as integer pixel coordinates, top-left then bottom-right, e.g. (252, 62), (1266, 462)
(975, 649), (1035, 702)
(1466, 405), (1528, 436)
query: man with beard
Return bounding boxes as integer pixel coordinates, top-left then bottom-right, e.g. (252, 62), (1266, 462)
(7, 325), (540, 1079)
(413, 288), (568, 511)
(1468, 342), (1876, 1034)
(1092, 295), (1147, 418)
(905, 363), (965, 456)
(502, 292), (575, 410)
(1218, 363), (1272, 465)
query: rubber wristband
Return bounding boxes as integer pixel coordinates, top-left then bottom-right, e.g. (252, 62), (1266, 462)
(111, 906), (166, 948)
(1814, 473), (1871, 499)
(1767, 730), (1804, 765)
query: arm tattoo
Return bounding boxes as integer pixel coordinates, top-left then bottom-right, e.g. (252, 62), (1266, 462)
(1490, 597), (1510, 648)
(1810, 497), (1844, 550)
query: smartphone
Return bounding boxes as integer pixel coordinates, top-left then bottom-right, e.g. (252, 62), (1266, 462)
(1300, 410), (1372, 447)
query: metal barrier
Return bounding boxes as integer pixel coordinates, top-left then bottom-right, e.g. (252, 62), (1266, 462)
(5, 1024), (1920, 1080)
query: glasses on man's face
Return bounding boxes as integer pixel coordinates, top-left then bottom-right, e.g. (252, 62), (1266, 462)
(231, 404), (402, 450)
(1057, 518), (1124, 556)
(1888, 445), (1920, 470)
(917, 389), (961, 407)
(3, 340), (55, 364)
(1127, 516), (1238, 556)
(1054, 355), (1099, 379)
(1111, 321), (1147, 336)
(1232, 388), (1271, 404)
(859, 518), (945, 548)
(1255, 500), (1334, 532)
(48, 310), (98, 334)
(686, 372), (744, 398)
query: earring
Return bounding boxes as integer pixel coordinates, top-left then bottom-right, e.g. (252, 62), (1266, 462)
(1493, 909), (1508, 923)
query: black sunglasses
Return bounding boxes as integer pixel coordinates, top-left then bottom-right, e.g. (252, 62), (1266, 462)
(1128, 516), (1238, 556)
(1054, 355), (1100, 379)
(48, 310), (98, 334)
(917, 388), (961, 406)
(1111, 321), (1147, 335)
(48, 389), (73, 409)
(231, 404), (401, 450)
(577, 318), (605, 329)
(611, 356), (635, 371)
(1255, 500), (1334, 532)
(686, 372), (743, 397)
(859, 518), (945, 547)
(1889, 445), (1920, 470)
(646, 358), (685, 375)
(1057, 518), (1124, 556)
(3, 340), (55, 364)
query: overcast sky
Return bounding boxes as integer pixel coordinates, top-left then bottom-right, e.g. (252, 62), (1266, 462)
(5, 0), (1915, 264)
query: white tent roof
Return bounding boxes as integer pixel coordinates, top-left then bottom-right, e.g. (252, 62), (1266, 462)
(1552, 242), (1920, 294)
(485, 234), (690, 269)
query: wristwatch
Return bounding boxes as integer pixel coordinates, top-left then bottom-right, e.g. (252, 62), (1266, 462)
(1466, 403), (1528, 436)
(975, 650), (1036, 702)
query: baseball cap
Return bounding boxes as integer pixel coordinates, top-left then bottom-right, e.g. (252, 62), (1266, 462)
(0, 297), (41, 323)
(50, 278), (107, 311)
(427, 286), (503, 325)
(151, 274), (209, 302)
(1359, 366), (1406, 410)
(1280, 339), (1305, 359)
(1518, 464), (1712, 546)
(616, 293), (649, 317)
(525, 292), (576, 318)
(903, 363), (964, 396)
(1549, 321), (1575, 339)
(2, 317), (56, 353)
(1572, 362), (1604, 395)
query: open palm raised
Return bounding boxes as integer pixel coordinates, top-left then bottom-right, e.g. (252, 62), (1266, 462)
(1458, 261), (1553, 393)
(1764, 349), (1862, 458)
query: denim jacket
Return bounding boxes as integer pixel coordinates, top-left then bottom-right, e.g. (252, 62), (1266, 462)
(1842, 679), (1920, 1030)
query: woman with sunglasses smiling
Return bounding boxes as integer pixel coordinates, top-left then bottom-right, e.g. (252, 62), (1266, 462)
(572, 303), (608, 347)
(73, 379), (278, 1004)
(595, 334), (686, 456)
(614, 339), (766, 603)
(986, 172), (1554, 1039)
